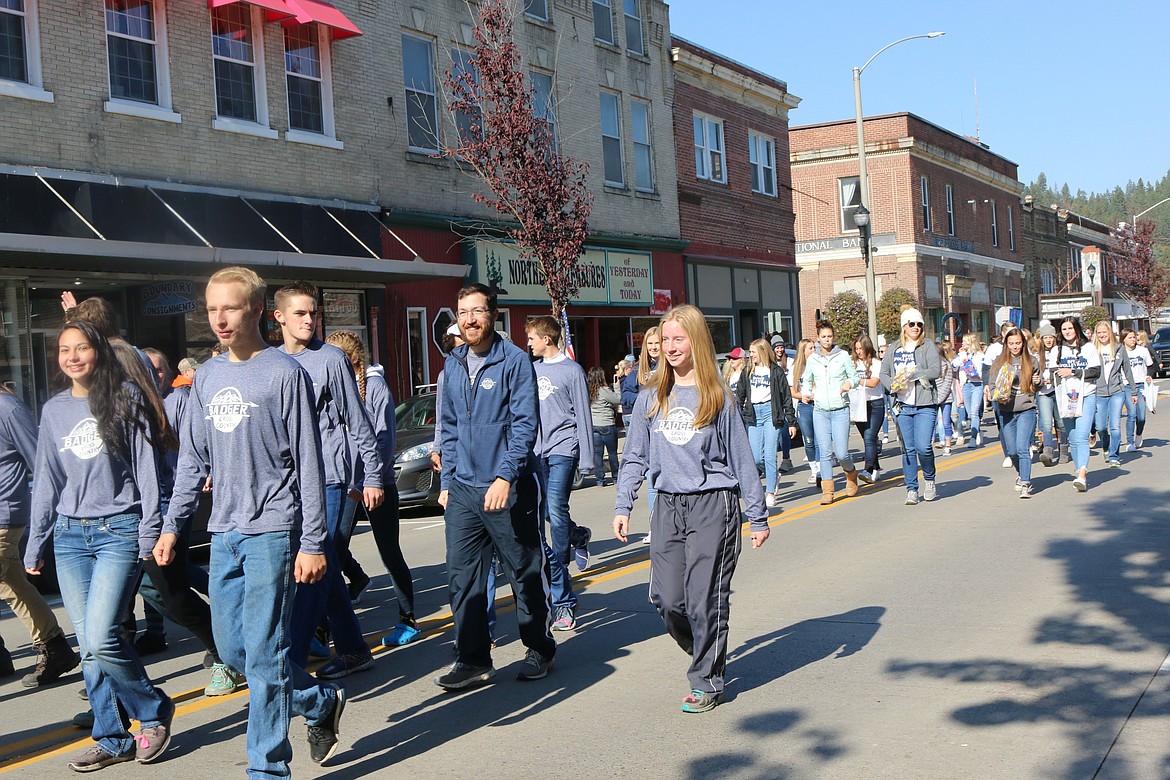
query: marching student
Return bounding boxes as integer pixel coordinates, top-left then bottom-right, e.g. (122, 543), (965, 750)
(1120, 328), (1153, 450)
(801, 320), (859, 505)
(851, 334), (885, 483)
(953, 334), (985, 446)
(880, 308), (942, 505)
(638, 326), (661, 388)
(1138, 331), (1159, 413)
(1053, 316), (1101, 492)
(25, 321), (174, 772)
(1035, 324), (1067, 466)
(588, 367), (622, 486)
(1091, 321), (1136, 468)
(723, 347), (747, 396)
(985, 328), (1041, 498)
(273, 282), (384, 680)
(736, 339), (796, 508)
(934, 341), (958, 455)
(983, 322), (1015, 466)
(157, 267), (347, 773)
(325, 330), (420, 647)
(526, 315), (594, 631)
(790, 339), (820, 484)
(613, 304), (768, 714)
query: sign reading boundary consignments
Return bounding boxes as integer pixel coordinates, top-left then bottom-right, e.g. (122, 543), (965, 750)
(469, 240), (652, 306)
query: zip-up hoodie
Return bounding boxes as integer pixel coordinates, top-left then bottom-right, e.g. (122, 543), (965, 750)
(440, 334), (539, 491)
(801, 346), (859, 411)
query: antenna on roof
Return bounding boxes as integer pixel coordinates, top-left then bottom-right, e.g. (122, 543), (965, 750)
(973, 76), (980, 144)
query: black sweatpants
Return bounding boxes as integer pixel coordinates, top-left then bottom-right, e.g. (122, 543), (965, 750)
(649, 489), (743, 695)
(445, 476), (555, 668)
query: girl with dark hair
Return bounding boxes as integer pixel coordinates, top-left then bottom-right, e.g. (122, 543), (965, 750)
(790, 339), (820, 484)
(1035, 324), (1067, 466)
(1054, 316), (1101, 491)
(588, 366), (621, 485)
(802, 320), (859, 505)
(851, 335), (885, 483)
(985, 328), (1041, 497)
(24, 321), (174, 772)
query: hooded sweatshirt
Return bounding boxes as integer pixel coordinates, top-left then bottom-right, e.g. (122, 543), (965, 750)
(801, 346), (859, 412)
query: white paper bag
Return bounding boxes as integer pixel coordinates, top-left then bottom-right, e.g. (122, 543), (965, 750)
(1145, 381), (1158, 411)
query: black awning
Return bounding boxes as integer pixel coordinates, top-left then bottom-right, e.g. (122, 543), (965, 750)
(245, 198), (378, 257)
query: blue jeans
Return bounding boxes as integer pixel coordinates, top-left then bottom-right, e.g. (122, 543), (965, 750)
(961, 382), (984, 437)
(1123, 385), (1147, 443)
(1064, 394), (1098, 471)
(592, 425), (619, 481)
(896, 404), (937, 491)
(1036, 392), (1066, 450)
(210, 530), (338, 779)
(290, 483), (366, 666)
(796, 401), (817, 464)
(55, 514), (171, 758)
(779, 425), (791, 460)
(936, 402), (954, 441)
(747, 402), (779, 493)
(1000, 407), (1037, 485)
(1093, 392), (1125, 462)
(813, 406), (853, 478)
(854, 397), (885, 472)
(537, 454), (579, 611)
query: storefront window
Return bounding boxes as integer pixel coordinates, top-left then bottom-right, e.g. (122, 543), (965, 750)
(406, 307), (428, 394)
(0, 278), (34, 410)
(323, 289), (366, 352)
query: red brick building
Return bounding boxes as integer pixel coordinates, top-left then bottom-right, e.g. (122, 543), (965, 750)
(670, 37), (802, 350)
(790, 113), (1024, 342)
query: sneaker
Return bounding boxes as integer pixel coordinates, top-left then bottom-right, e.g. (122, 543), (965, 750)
(316, 651), (375, 681)
(133, 708), (173, 764)
(571, 525), (592, 571)
(434, 662), (495, 690)
(551, 607), (576, 632)
(67, 745), (134, 772)
(764, 492), (776, 508)
(1108, 459), (1121, 469)
(1014, 478), (1023, 492)
(71, 710), (95, 730)
(307, 686), (346, 765)
(942, 446), (951, 456)
(681, 688), (722, 714)
(857, 470), (874, 485)
(1135, 435), (1143, 449)
(1002, 457), (1012, 469)
(905, 490), (919, 506)
(881, 435), (890, 445)
(346, 571), (371, 604)
(204, 663), (242, 696)
(1073, 475), (1088, 492)
(132, 633), (167, 658)
(642, 531), (651, 545)
(779, 458), (794, 473)
(806, 471), (818, 485)
(515, 649), (553, 681)
(921, 480), (937, 502)
(1019, 483), (1033, 499)
(77, 686), (88, 701)
(381, 622), (421, 647)
(955, 435), (965, 446)
(975, 432), (983, 447)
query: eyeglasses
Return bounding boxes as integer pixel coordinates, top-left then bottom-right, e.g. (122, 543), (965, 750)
(457, 307), (491, 320)
(906, 322), (924, 329)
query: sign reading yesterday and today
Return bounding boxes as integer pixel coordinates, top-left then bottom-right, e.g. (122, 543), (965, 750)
(472, 240), (652, 305)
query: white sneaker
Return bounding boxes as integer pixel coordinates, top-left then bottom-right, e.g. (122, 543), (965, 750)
(975, 432), (983, 447)
(942, 446), (951, 456)
(806, 471), (817, 485)
(857, 470), (874, 485)
(1002, 457), (1012, 468)
(881, 435), (890, 445)
(642, 531), (652, 545)
(905, 490), (918, 505)
(1135, 435), (1143, 449)
(871, 468), (881, 482)
(765, 492), (776, 508)
(955, 435), (965, 446)
(922, 480), (937, 501)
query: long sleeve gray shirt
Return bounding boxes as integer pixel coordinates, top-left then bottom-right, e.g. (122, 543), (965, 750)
(590, 387), (621, 427)
(281, 339), (383, 489)
(163, 348), (328, 556)
(535, 352), (595, 468)
(0, 392), (38, 528)
(26, 387), (162, 565)
(615, 385), (767, 530)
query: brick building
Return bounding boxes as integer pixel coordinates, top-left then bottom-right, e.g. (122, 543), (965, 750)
(668, 36), (801, 350)
(790, 113), (1024, 343)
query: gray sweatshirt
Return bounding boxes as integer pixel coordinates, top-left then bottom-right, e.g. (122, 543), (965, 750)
(281, 339), (383, 489)
(615, 384), (767, 529)
(535, 352), (595, 468)
(590, 386), (621, 427)
(26, 387), (163, 564)
(0, 392), (38, 529)
(163, 348), (327, 556)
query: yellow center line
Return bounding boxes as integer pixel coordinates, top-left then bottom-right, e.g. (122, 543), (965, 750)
(0, 444), (1002, 771)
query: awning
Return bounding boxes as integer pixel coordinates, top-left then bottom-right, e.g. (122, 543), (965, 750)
(283, 0), (362, 39)
(207, 0), (297, 23)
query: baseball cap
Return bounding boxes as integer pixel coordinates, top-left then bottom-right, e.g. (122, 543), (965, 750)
(624, 353), (636, 363)
(177, 357), (201, 372)
(728, 347), (747, 359)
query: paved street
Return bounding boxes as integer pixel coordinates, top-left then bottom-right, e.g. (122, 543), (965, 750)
(3, 403), (1170, 778)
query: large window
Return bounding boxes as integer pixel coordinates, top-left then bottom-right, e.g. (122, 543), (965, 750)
(592, 0), (613, 44)
(748, 131), (776, 196)
(920, 176), (931, 231)
(211, 4), (261, 124)
(839, 176), (861, 232)
(693, 112), (725, 183)
(450, 48), (481, 146)
(284, 25), (327, 134)
(105, 0), (163, 104)
(524, 0), (548, 21)
(599, 91), (623, 187)
(623, 0), (643, 55)
(531, 70), (556, 149)
(631, 99), (653, 192)
(945, 184), (955, 236)
(0, 0), (28, 83)
(402, 33), (437, 152)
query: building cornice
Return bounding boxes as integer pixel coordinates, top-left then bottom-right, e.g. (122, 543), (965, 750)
(670, 44), (801, 116)
(796, 241), (1025, 273)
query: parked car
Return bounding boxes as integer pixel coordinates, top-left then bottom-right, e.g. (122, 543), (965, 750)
(393, 391), (585, 508)
(1151, 327), (1170, 378)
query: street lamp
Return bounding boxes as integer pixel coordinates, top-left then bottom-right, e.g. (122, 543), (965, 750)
(1087, 261), (1098, 302)
(853, 31), (945, 342)
(1133, 197), (1170, 227)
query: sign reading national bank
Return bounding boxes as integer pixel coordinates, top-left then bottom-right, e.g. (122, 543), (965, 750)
(470, 240), (653, 306)
(795, 233), (897, 254)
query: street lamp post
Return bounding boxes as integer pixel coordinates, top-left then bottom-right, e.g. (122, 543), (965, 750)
(1133, 196), (1170, 227)
(853, 32), (945, 342)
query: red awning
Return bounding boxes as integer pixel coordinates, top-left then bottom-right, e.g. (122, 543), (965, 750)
(283, 0), (362, 39)
(207, 0), (297, 22)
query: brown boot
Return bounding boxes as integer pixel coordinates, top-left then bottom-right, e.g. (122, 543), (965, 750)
(845, 468), (860, 497)
(21, 634), (80, 688)
(820, 481), (834, 505)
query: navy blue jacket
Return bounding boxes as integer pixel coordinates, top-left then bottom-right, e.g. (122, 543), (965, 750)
(440, 334), (539, 490)
(619, 371), (640, 414)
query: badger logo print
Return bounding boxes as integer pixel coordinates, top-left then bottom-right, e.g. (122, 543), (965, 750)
(206, 387), (259, 433)
(537, 376), (557, 401)
(656, 406), (697, 446)
(60, 417), (104, 460)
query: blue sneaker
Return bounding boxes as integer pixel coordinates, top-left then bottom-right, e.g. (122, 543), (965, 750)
(309, 636), (331, 659)
(381, 623), (421, 647)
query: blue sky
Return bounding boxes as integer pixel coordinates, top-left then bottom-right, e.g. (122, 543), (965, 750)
(667, 0), (1170, 196)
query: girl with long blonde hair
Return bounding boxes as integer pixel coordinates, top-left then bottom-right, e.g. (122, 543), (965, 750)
(637, 326), (661, 386)
(613, 305), (768, 714)
(1090, 321), (1136, 468)
(952, 332), (985, 446)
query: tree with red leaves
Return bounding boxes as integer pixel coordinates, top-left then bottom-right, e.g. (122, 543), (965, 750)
(445, 0), (593, 324)
(1112, 220), (1170, 322)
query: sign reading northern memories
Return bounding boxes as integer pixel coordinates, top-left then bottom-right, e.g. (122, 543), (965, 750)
(470, 240), (652, 305)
